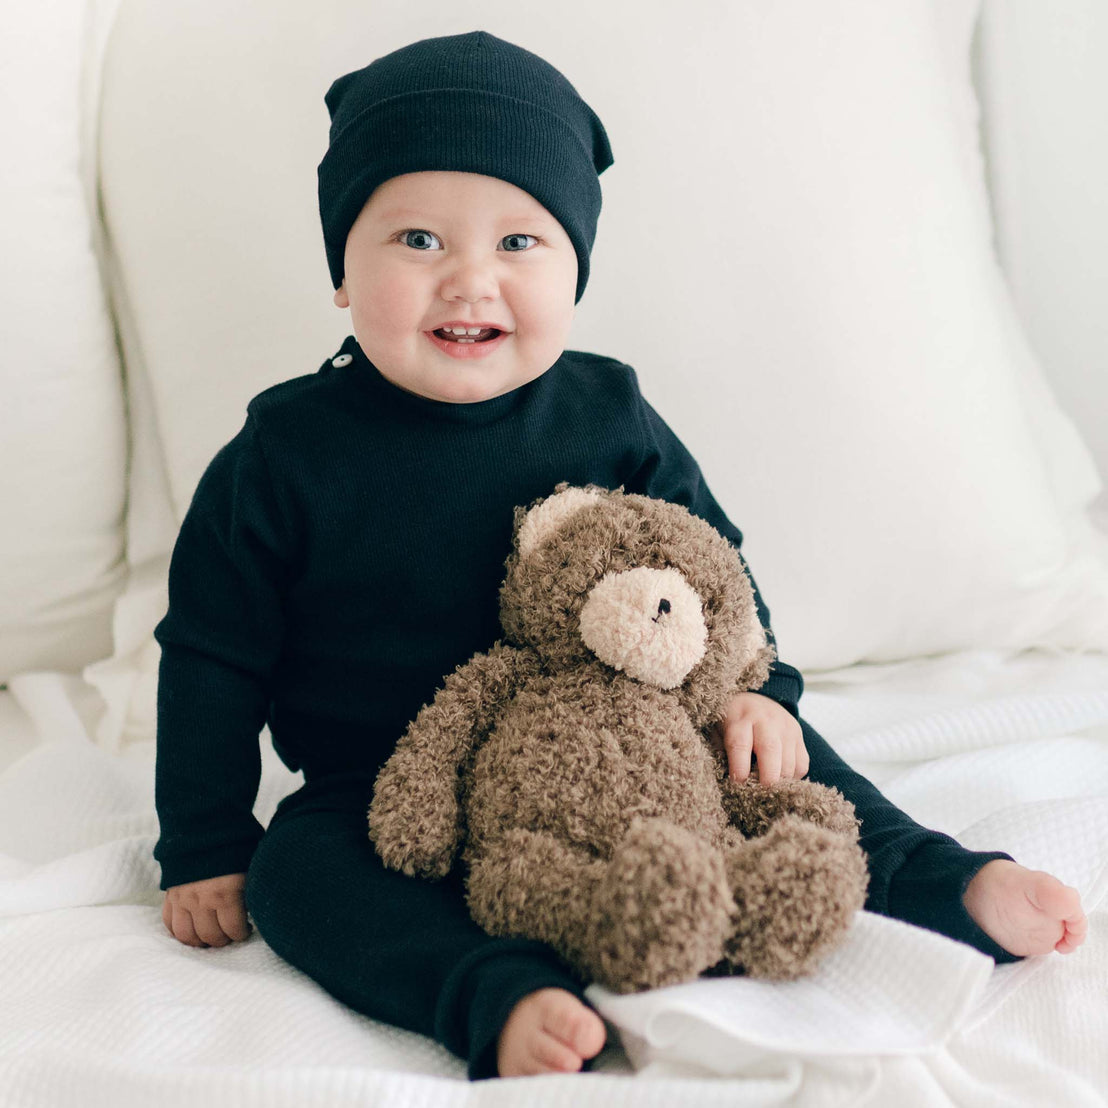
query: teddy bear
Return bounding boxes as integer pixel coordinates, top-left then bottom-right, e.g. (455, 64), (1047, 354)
(369, 483), (869, 993)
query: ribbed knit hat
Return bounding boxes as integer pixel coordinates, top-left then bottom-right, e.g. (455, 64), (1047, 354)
(317, 30), (614, 305)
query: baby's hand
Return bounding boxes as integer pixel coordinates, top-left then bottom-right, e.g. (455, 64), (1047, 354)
(963, 859), (1088, 957)
(162, 872), (251, 948)
(712, 691), (809, 786)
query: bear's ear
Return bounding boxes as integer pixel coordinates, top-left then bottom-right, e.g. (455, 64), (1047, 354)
(515, 485), (611, 558)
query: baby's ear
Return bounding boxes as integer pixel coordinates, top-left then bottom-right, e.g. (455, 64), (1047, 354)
(515, 485), (610, 557)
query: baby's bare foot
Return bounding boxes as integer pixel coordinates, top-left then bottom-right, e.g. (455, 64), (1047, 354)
(963, 860), (1088, 957)
(497, 987), (607, 1077)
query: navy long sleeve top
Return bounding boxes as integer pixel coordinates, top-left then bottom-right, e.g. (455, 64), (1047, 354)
(153, 333), (1020, 965)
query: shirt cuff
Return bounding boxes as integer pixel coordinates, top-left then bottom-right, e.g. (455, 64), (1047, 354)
(154, 834), (263, 890)
(753, 661), (804, 720)
(885, 838), (1024, 964)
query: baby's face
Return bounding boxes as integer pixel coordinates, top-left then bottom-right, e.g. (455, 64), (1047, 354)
(334, 171), (578, 404)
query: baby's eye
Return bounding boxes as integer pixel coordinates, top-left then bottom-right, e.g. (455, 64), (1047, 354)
(394, 230), (539, 252)
(397, 229), (441, 251)
(501, 234), (539, 252)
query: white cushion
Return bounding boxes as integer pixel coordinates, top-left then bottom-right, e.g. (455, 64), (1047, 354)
(974, 0), (1108, 510)
(93, 0), (1107, 744)
(583, 0), (1108, 668)
(0, 0), (128, 680)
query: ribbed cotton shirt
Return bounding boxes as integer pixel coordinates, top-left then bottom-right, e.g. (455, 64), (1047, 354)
(153, 334), (1019, 966)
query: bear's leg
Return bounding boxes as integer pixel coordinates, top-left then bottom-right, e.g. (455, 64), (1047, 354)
(465, 829), (605, 978)
(467, 823), (736, 995)
(720, 775), (862, 841)
(586, 819), (735, 993)
(719, 816), (869, 981)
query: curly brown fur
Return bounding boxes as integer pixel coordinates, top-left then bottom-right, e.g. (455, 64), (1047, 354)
(464, 827), (605, 972)
(462, 668), (729, 858)
(584, 819), (736, 992)
(719, 771), (864, 843)
(720, 817), (870, 979)
(368, 641), (541, 877)
(499, 483), (778, 731)
(369, 485), (870, 992)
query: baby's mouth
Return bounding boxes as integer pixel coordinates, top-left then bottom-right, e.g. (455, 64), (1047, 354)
(433, 328), (502, 344)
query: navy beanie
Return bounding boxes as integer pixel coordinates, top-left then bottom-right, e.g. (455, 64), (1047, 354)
(317, 30), (614, 305)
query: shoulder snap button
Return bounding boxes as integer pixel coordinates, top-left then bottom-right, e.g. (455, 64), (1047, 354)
(331, 353), (353, 368)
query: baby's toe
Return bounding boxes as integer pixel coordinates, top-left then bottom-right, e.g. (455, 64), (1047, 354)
(533, 1033), (586, 1073)
(543, 993), (607, 1058)
(1020, 871), (1086, 954)
(1031, 872), (1082, 919)
(1055, 894), (1088, 953)
(1056, 928), (1086, 954)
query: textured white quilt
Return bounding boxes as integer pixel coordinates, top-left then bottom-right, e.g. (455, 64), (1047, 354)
(1, 646), (1106, 1107)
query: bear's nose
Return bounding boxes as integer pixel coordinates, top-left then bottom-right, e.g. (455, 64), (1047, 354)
(656, 598), (671, 617)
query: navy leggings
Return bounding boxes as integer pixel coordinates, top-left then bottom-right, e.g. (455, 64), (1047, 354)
(244, 770), (590, 1080)
(244, 720), (1018, 1080)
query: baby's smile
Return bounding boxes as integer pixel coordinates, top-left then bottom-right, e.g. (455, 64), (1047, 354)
(431, 322), (507, 344)
(425, 326), (512, 361)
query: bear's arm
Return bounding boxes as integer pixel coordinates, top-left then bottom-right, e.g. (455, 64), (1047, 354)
(368, 640), (540, 878)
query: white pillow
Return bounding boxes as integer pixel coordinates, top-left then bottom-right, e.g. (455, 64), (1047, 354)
(0, 0), (128, 680)
(974, 0), (1108, 509)
(581, 0), (1108, 668)
(96, 0), (347, 520)
(93, 0), (1107, 745)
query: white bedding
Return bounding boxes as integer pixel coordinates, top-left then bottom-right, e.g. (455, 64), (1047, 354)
(1, 646), (1106, 1106)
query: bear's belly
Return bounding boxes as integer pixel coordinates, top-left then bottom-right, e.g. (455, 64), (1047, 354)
(464, 673), (726, 855)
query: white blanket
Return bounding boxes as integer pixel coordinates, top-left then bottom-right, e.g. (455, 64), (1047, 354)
(1, 647), (1106, 1107)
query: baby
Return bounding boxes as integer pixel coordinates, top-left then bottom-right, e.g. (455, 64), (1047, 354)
(154, 30), (1087, 1081)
